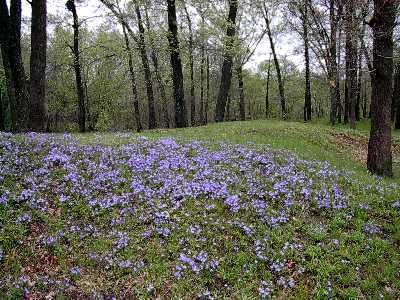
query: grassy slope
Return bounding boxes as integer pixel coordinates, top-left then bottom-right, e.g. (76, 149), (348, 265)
(79, 119), (400, 181)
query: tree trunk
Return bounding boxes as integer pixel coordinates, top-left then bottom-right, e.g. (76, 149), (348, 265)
(199, 27), (205, 125)
(122, 25), (142, 132)
(394, 63), (400, 129)
(183, 3), (196, 126)
(265, 58), (271, 118)
(362, 80), (367, 119)
(345, 0), (358, 129)
(237, 64), (245, 121)
(302, 1), (311, 122)
(134, 3), (156, 129)
(215, 0), (238, 122)
(0, 88), (4, 131)
(144, 7), (169, 128)
(205, 53), (210, 124)
(367, 0), (395, 177)
(167, 0), (187, 128)
(328, 0), (339, 125)
(29, 0), (47, 132)
(264, 9), (286, 118)
(66, 0), (86, 133)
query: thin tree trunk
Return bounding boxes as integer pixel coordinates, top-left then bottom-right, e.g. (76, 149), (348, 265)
(122, 25), (142, 132)
(167, 0), (187, 128)
(205, 53), (210, 124)
(302, 1), (311, 122)
(134, 3), (156, 129)
(237, 64), (245, 121)
(183, 3), (196, 126)
(394, 62), (400, 129)
(0, 88), (4, 131)
(215, 0), (238, 122)
(362, 80), (367, 119)
(367, 0), (395, 177)
(264, 8), (286, 118)
(265, 57), (271, 118)
(29, 0), (47, 132)
(144, 7), (169, 128)
(200, 28), (205, 125)
(226, 93), (231, 121)
(346, 0), (357, 129)
(66, 0), (86, 133)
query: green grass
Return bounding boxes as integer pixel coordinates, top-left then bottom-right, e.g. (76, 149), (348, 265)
(76, 119), (400, 181)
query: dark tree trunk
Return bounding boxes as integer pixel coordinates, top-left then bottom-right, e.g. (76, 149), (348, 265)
(367, 0), (395, 177)
(122, 25), (142, 132)
(167, 0), (187, 128)
(302, 1), (311, 122)
(66, 0), (86, 133)
(199, 25), (206, 125)
(394, 63), (400, 129)
(134, 3), (156, 129)
(29, 0), (47, 132)
(226, 93), (231, 121)
(345, 0), (358, 129)
(205, 53), (210, 124)
(183, 3), (196, 126)
(264, 8), (286, 118)
(328, 0), (339, 125)
(215, 0), (238, 122)
(0, 0), (28, 131)
(237, 64), (245, 121)
(144, 7), (169, 128)
(336, 26), (342, 123)
(265, 57), (271, 118)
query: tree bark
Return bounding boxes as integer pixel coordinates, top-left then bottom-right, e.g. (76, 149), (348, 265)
(302, 1), (311, 122)
(200, 28), (205, 125)
(394, 63), (400, 129)
(264, 8), (286, 118)
(215, 0), (238, 122)
(183, 3), (196, 126)
(167, 0), (187, 128)
(265, 57), (271, 118)
(66, 0), (86, 133)
(134, 3), (156, 129)
(237, 64), (245, 121)
(29, 0), (47, 132)
(328, 0), (339, 125)
(0, 88), (4, 131)
(144, 7), (170, 128)
(367, 0), (395, 177)
(122, 25), (142, 132)
(205, 53), (210, 124)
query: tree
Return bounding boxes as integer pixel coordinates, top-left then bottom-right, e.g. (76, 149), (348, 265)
(394, 62), (400, 129)
(66, 0), (86, 132)
(167, 0), (187, 128)
(367, 0), (396, 177)
(265, 56), (272, 118)
(29, 0), (47, 132)
(215, 0), (238, 122)
(263, 4), (286, 118)
(301, 0), (312, 121)
(122, 24), (142, 132)
(0, 0), (28, 131)
(183, 1), (196, 126)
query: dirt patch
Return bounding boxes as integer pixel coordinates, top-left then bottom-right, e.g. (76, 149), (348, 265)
(330, 132), (400, 165)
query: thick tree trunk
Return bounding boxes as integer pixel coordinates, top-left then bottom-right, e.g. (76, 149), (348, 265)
(345, 0), (358, 129)
(122, 25), (142, 132)
(167, 0), (187, 128)
(183, 3), (196, 126)
(237, 64), (245, 121)
(302, 2), (311, 122)
(66, 0), (86, 132)
(367, 0), (395, 177)
(328, 0), (339, 125)
(394, 63), (400, 129)
(144, 7), (169, 128)
(264, 10), (286, 118)
(215, 0), (238, 122)
(29, 0), (47, 132)
(0, 88), (4, 131)
(265, 58), (271, 118)
(134, 3), (156, 129)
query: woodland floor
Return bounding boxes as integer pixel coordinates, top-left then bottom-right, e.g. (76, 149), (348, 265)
(0, 120), (399, 298)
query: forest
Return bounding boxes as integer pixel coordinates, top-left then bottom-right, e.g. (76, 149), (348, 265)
(0, 0), (400, 298)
